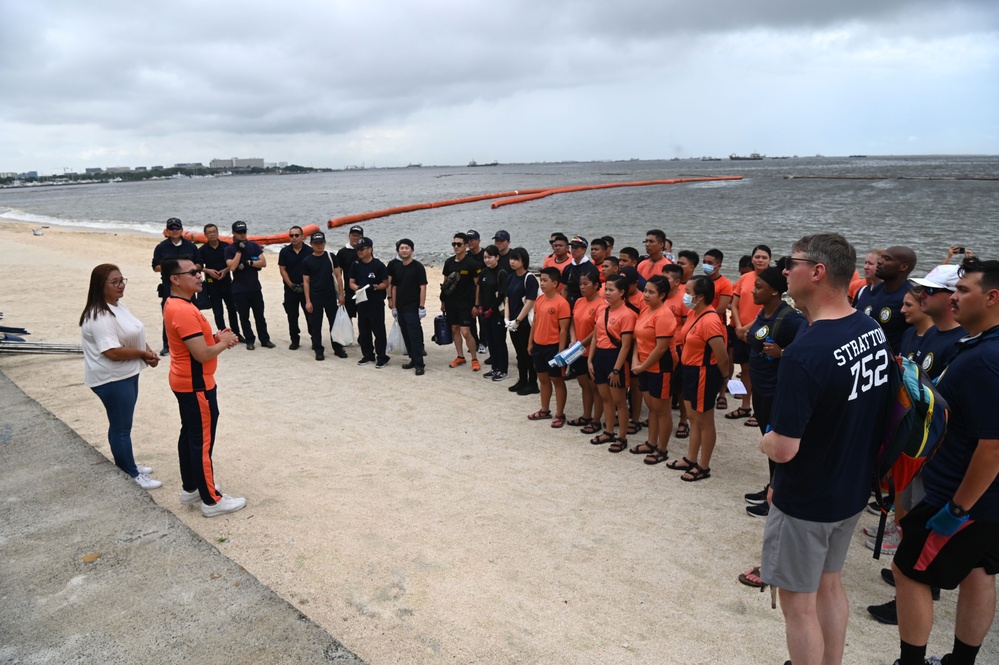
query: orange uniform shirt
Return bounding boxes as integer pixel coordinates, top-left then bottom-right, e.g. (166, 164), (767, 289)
(572, 295), (602, 356)
(733, 271), (763, 328)
(637, 256), (671, 280)
(627, 290), (648, 316)
(542, 254), (572, 271)
(680, 308), (727, 367)
(532, 293), (571, 346)
(595, 302), (638, 350)
(635, 306), (678, 373)
(164, 296), (218, 392)
(710, 275), (734, 312)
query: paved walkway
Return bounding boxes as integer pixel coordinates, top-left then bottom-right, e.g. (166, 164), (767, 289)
(0, 370), (365, 664)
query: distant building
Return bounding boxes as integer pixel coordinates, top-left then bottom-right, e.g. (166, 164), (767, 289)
(151, 165), (164, 171)
(134, 166), (147, 172)
(85, 167), (104, 174)
(210, 157), (265, 169)
(265, 162), (289, 169)
(0, 172), (16, 178)
(106, 166), (131, 173)
(18, 171), (38, 179)
(174, 163), (204, 168)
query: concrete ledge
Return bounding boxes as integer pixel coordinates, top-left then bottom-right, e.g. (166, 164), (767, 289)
(0, 370), (365, 664)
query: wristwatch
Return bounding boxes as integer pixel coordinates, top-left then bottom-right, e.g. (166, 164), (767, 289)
(948, 501), (969, 518)
(610, 368), (622, 376)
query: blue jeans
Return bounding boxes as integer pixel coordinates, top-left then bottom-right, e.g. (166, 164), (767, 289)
(91, 374), (140, 477)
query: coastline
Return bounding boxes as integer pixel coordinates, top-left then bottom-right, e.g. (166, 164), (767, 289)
(1, 222), (993, 664)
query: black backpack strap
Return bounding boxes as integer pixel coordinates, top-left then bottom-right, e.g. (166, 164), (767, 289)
(604, 307), (622, 348)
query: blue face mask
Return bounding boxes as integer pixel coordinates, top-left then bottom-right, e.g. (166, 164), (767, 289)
(702, 263), (715, 275)
(682, 293), (696, 309)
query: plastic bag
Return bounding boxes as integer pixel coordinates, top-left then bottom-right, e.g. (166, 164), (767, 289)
(331, 307), (354, 347)
(386, 320), (407, 355)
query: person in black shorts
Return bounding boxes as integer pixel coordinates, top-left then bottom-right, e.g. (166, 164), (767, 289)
(892, 257), (999, 665)
(441, 233), (482, 371)
(198, 223), (241, 342)
(759, 233), (892, 665)
(302, 231), (348, 361)
(152, 217), (200, 355)
(348, 236), (390, 367)
(390, 238), (428, 375)
(278, 225), (311, 350)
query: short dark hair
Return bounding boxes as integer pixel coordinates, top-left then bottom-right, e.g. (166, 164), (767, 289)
(160, 258), (184, 284)
(690, 275), (715, 303)
(601, 235), (615, 247)
(790, 233), (856, 290)
(579, 270), (599, 286)
(646, 275), (670, 298)
(509, 247), (530, 270)
(958, 256), (999, 292)
(453, 232), (469, 244)
(540, 267), (562, 282)
(738, 255), (752, 270)
(704, 248), (724, 263)
(290, 225), (303, 234)
(551, 233), (568, 244)
(203, 223), (217, 233)
(753, 244), (772, 258)
(602, 256), (620, 268)
(677, 250), (699, 265)
(605, 274), (629, 294)
(591, 238), (608, 251)
(484, 244), (500, 257)
(620, 247), (640, 262)
(396, 238), (414, 250)
(663, 264), (683, 278)
(646, 229), (666, 244)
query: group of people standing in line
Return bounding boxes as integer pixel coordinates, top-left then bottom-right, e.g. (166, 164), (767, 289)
(79, 213), (997, 665)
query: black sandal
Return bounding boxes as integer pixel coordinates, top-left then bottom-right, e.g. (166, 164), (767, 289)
(629, 441), (655, 455)
(590, 431), (615, 445)
(608, 437), (628, 453)
(666, 456), (695, 471)
(627, 421), (643, 434)
(644, 449), (669, 465)
(580, 421), (602, 434)
(681, 464), (711, 482)
(675, 422), (690, 439)
(567, 416), (591, 427)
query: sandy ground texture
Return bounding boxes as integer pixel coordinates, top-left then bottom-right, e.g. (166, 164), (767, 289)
(1, 221), (996, 665)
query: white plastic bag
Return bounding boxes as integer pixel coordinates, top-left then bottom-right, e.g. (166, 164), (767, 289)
(386, 320), (407, 355)
(331, 307), (355, 347)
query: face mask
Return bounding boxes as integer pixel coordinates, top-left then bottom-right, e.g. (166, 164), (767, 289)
(683, 294), (696, 309)
(701, 264), (715, 275)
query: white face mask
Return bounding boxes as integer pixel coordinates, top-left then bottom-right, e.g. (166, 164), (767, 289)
(701, 263), (715, 275)
(683, 293), (696, 309)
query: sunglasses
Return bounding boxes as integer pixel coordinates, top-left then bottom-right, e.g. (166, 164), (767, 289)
(785, 257), (818, 268)
(289, 233), (302, 238)
(923, 286), (952, 296)
(452, 242), (464, 247)
(173, 269), (203, 277)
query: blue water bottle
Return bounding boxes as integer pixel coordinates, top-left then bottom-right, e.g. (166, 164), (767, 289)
(764, 336), (775, 362)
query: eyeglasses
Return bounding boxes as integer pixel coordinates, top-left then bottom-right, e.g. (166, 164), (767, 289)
(108, 278), (128, 287)
(451, 242), (464, 247)
(786, 257), (818, 268)
(172, 269), (203, 277)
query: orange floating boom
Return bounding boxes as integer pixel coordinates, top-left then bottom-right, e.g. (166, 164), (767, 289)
(327, 190), (550, 229)
(165, 223), (321, 246)
(490, 177), (743, 209)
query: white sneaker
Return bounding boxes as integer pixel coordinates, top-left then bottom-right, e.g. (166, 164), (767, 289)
(477, 343), (487, 354)
(134, 473), (162, 490)
(136, 464), (153, 475)
(179, 484), (222, 505)
(201, 495), (246, 517)
(864, 521), (898, 538)
(866, 526), (903, 553)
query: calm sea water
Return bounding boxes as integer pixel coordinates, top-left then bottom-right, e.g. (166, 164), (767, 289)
(2, 156), (997, 274)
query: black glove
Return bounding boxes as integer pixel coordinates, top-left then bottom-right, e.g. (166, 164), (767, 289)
(236, 240), (247, 251)
(243, 257), (254, 269)
(292, 283), (304, 294)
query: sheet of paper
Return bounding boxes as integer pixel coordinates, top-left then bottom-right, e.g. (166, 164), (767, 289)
(727, 379), (747, 396)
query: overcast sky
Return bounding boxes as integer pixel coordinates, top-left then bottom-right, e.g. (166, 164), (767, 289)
(1, 0), (997, 174)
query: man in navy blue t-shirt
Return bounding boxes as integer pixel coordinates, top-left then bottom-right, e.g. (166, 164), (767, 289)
(224, 220), (273, 350)
(759, 233), (892, 665)
(866, 245), (917, 353)
(892, 257), (999, 665)
(348, 237), (390, 367)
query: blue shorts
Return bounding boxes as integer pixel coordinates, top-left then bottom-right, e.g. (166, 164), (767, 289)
(682, 364), (722, 412)
(532, 343), (562, 378)
(591, 347), (619, 385)
(639, 371), (668, 400)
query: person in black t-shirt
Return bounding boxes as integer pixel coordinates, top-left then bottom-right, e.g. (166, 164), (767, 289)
(759, 234), (892, 665)
(441, 233), (482, 371)
(389, 238), (428, 375)
(466, 229), (486, 354)
(478, 245), (510, 380)
(152, 217), (200, 355)
(348, 237), (390, 367)
(302, 231), (347, 361)
(198, 224), (241, 341)
(866, 245), (917, 353)
(278, 226), (311, 350)
(336, 225), (364, 320)
(224, 220), (273, 349)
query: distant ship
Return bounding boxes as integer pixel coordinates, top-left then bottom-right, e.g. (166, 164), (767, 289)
(700, 156), (722, 162)
(468, 160), (499, 167)
(730, 153), (764, 160)
(406, 163), (422, 168)
(849, 155), (868, 158)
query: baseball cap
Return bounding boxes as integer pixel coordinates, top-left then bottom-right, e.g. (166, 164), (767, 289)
(569, 235), (588, 248)
(231, 221), (248, 233)
(310, 231), (326, 244)
(492, 230), (511, 241)
(166, 217), (183, 230)
(349, 225), (364, 235)
(466, 229), (481, 240)
(911, 265), (960, 291)
(354, 237), (373, 249)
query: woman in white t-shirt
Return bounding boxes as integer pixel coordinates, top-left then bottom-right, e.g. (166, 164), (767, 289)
(79, 264), (162, 490)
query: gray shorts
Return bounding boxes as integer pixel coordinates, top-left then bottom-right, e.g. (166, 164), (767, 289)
(760, 504), (862, 593)
(898, 475), (926, 512)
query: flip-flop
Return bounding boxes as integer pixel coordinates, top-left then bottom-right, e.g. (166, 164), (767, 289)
(738, 566), (767, 589)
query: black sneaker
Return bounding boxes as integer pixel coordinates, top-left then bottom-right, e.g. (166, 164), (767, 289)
(508, 381), (525, 393)
(746, 503), (770, 518)
(357, 357), (374, 366)
(745, 485), (769, 505)
(484, 356), (493, 365)
(246, 343), (256, 350)
(516, 383), (540, 396)
(237, 334), (246, 343)
(159, 347), (170, 356)
(867, 599), (898, 625)
(289, 341), (300, 350)
(315, 351), (324, 361)
(375, 357), (390, 369)
(415, 366), (425, 376)
(402, 361), (416, 370)
(483, 370), (496, 378)
(261, 340), (276, 349)
(334, 348), (348, 358)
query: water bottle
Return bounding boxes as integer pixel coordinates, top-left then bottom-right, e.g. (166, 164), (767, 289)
(764, 336), (775, 362)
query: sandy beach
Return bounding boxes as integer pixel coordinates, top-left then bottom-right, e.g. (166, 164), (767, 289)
(1, 221), (995, 664)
